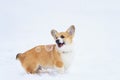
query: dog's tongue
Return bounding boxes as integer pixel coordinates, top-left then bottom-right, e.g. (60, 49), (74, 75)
(58, 43), (63, 47)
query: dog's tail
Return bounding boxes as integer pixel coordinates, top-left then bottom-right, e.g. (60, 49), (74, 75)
(16, 53), (25, 62)
(16, 53), (21, 60)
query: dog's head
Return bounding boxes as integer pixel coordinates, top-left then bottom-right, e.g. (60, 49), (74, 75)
(51, 25), (75, 48)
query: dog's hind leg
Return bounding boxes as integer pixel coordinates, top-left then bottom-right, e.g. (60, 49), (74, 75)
(25, 64), (41, 74)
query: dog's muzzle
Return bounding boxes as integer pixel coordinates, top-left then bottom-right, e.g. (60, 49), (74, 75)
(56, 39), (65, 48)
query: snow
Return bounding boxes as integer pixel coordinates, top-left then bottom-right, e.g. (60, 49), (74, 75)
(0, 0), (120, 80)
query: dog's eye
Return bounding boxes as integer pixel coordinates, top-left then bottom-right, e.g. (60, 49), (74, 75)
(56, 37), (58, 39)
(60, 35), (65, 38)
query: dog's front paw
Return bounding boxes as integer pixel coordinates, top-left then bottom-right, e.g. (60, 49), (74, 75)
(58, 67), (65, 74)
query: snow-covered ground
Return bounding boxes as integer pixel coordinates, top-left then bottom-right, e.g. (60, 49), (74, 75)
(0, 0), (120, 80)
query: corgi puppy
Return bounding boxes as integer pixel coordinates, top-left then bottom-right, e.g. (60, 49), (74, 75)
(16, 25), (75, 74)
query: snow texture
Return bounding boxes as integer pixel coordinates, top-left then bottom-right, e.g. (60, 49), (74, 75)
(0, 0), (120, 80)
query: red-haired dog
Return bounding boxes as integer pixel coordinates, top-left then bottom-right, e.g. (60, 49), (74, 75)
(16, 25), (75, 74)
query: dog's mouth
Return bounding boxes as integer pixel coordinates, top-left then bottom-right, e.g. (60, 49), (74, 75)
(57, 42), (65, 48)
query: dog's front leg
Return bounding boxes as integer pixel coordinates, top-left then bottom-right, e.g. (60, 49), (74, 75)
(55, 61), (65, 73)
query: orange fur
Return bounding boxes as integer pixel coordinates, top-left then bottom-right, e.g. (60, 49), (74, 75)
(17, 44), (63, 74)
(16, 25), (75, 74)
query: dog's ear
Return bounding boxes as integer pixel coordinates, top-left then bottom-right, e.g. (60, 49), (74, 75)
(51, 29), (58, 39)
(66, 25), (75, 36)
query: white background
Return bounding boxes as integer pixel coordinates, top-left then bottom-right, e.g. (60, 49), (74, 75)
(0, 0), (120, 80)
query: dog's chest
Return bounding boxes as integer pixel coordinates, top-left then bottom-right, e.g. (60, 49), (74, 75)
(61, 52), (73, 69)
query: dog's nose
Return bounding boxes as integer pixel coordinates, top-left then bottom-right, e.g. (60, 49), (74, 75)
(56, 39), (60, 44)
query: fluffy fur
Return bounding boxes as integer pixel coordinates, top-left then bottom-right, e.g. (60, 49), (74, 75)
(16, 25), (75, 74)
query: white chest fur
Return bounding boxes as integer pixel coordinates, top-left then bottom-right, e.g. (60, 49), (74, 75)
(61, 51), (73, 69)
(57, 44), (74, 70)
